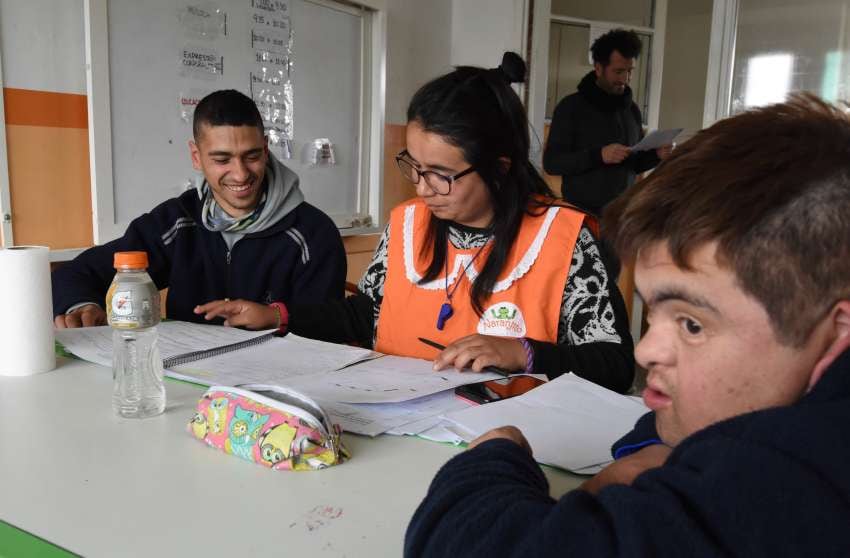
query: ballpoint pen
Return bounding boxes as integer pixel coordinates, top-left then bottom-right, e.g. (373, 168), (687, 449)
(417, 337), (512, 378)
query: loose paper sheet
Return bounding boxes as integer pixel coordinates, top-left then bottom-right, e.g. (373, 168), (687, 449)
(287, 355), (504, 404)
(440, 373), (649, 472)
(321, 390), (471, 437)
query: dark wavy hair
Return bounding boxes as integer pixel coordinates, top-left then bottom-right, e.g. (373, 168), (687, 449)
(193, 89), (264, 139)
(591, 29), (642, 66)
(406, 52), (555, 315)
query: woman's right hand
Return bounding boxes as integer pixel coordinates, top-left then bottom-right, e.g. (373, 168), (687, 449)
(432, 334), (527, 373)
(194, 299), (279, 330)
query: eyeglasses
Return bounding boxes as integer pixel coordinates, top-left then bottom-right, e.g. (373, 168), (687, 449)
(395, 150), (475, 196)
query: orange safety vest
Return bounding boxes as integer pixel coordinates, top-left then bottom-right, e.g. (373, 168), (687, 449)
(374, 197), (585, 359)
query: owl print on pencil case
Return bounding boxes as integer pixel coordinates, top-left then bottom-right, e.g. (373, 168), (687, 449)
(207, 396), (229, 435)
(225, 405), (270, 460)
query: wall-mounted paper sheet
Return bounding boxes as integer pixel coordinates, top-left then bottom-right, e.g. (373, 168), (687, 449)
(0, 246), (55, 376)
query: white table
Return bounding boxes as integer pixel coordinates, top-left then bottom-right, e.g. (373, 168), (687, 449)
(0, 358), (583, 557)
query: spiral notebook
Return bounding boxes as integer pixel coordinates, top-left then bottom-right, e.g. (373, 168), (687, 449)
(54, 321), (278, 371)
(162, 331), (277, 368)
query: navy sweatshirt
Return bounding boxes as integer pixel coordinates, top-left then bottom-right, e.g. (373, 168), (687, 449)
(405, 348), (850, 557)
(52, 189), (346, 323)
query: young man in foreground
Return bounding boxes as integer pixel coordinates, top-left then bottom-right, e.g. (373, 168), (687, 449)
(405, 93), (850, 557)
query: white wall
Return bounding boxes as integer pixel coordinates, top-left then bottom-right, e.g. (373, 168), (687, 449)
(658, 0), (712, 137)
(450, 0), (525, 68)
(387, 0), (531, 124)
(550, 0), (653, 27)
(0, 0), (453, 124)
(385, 0), (453, 123)
(0, 0), (506, 125)
(0, 0), (86, 93)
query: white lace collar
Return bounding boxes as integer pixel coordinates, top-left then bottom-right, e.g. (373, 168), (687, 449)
(402, 204), (560, 292)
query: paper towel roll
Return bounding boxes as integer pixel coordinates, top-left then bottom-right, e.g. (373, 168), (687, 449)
(0, 246), (55, 376)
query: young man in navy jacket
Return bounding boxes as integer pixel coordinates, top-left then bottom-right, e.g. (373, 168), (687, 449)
(405, 93), (850, 557)
(53, 90), (345, 328)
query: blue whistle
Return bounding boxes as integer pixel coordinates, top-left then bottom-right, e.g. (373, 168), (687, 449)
(436, 303), (453, 330)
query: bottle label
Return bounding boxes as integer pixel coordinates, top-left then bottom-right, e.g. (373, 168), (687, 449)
(106, 280), (160, 329)
(111, 290), (133, 317)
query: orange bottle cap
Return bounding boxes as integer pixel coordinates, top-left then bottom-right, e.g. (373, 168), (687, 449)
(113, 251), (149, 269)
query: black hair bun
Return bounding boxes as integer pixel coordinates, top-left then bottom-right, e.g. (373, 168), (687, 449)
(499, 52), (527, 84)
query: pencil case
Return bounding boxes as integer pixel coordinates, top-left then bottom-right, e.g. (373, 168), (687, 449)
(188, 384), (349, 470)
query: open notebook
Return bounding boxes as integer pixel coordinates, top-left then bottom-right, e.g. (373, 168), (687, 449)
(162, 331), (277, 368)
(55, 321), (380, 387)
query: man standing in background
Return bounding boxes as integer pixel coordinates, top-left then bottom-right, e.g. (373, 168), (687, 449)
(544, 28), (671, 220)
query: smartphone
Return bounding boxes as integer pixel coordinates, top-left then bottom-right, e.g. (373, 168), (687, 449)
(454, 376), (546, 405)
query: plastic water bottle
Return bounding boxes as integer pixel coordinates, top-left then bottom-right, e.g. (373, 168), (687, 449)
(106, 251), (165, 418)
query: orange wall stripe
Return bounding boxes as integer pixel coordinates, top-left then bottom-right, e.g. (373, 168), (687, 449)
(6, 125), (93, 248)
(4, 88), (88, 129)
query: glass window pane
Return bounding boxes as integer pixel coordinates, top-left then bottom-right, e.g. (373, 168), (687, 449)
(551, 0), (654, 28)
(546, 23), (591, 119)
(730, 0), (850, 114)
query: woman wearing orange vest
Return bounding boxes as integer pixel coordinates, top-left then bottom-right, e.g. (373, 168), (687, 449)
(196, 52), (635, 392)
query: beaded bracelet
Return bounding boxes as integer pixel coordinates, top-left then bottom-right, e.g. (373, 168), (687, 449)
(268, 302), (289, 334)
(519, 337), (534, 374)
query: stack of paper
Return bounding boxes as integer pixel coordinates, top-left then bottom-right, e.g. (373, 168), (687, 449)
(55, 322), (491, 436)
(56, 322), (647, 467)
(320, 390), (472, 437)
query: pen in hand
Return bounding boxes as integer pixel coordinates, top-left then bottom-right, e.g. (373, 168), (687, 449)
(417, 337), (513, 378)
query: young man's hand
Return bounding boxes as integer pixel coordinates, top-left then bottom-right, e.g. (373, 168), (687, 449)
(468, 425), (532, 455)
(194, 299), (279, 330)
(580, 443), (672, 494)
(54, 304), (107, 328)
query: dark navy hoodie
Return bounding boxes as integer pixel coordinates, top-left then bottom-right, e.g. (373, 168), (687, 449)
(406, 348), (850, 557)
(52, 188), (346, 323)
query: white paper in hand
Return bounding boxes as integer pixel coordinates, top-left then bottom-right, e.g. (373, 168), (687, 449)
(631, 128), (682, 152)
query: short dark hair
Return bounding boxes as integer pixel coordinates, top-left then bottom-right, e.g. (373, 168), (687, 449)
(591, 29), (642, 66)
(192, 89), (264, 139)
(604, 93), (850, 346)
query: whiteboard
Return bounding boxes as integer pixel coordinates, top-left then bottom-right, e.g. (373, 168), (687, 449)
(85, 0), (386, 244)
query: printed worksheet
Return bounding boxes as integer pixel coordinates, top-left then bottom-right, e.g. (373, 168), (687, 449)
(167, 333), (377, 385)
(320, 390), (471, 437)
(287, 355), (505, 404)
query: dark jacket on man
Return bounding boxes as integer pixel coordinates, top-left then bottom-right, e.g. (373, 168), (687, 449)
(544, 71), (660, 215)
(52, 189), (346, 323)
(405, 347), (850, 557)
